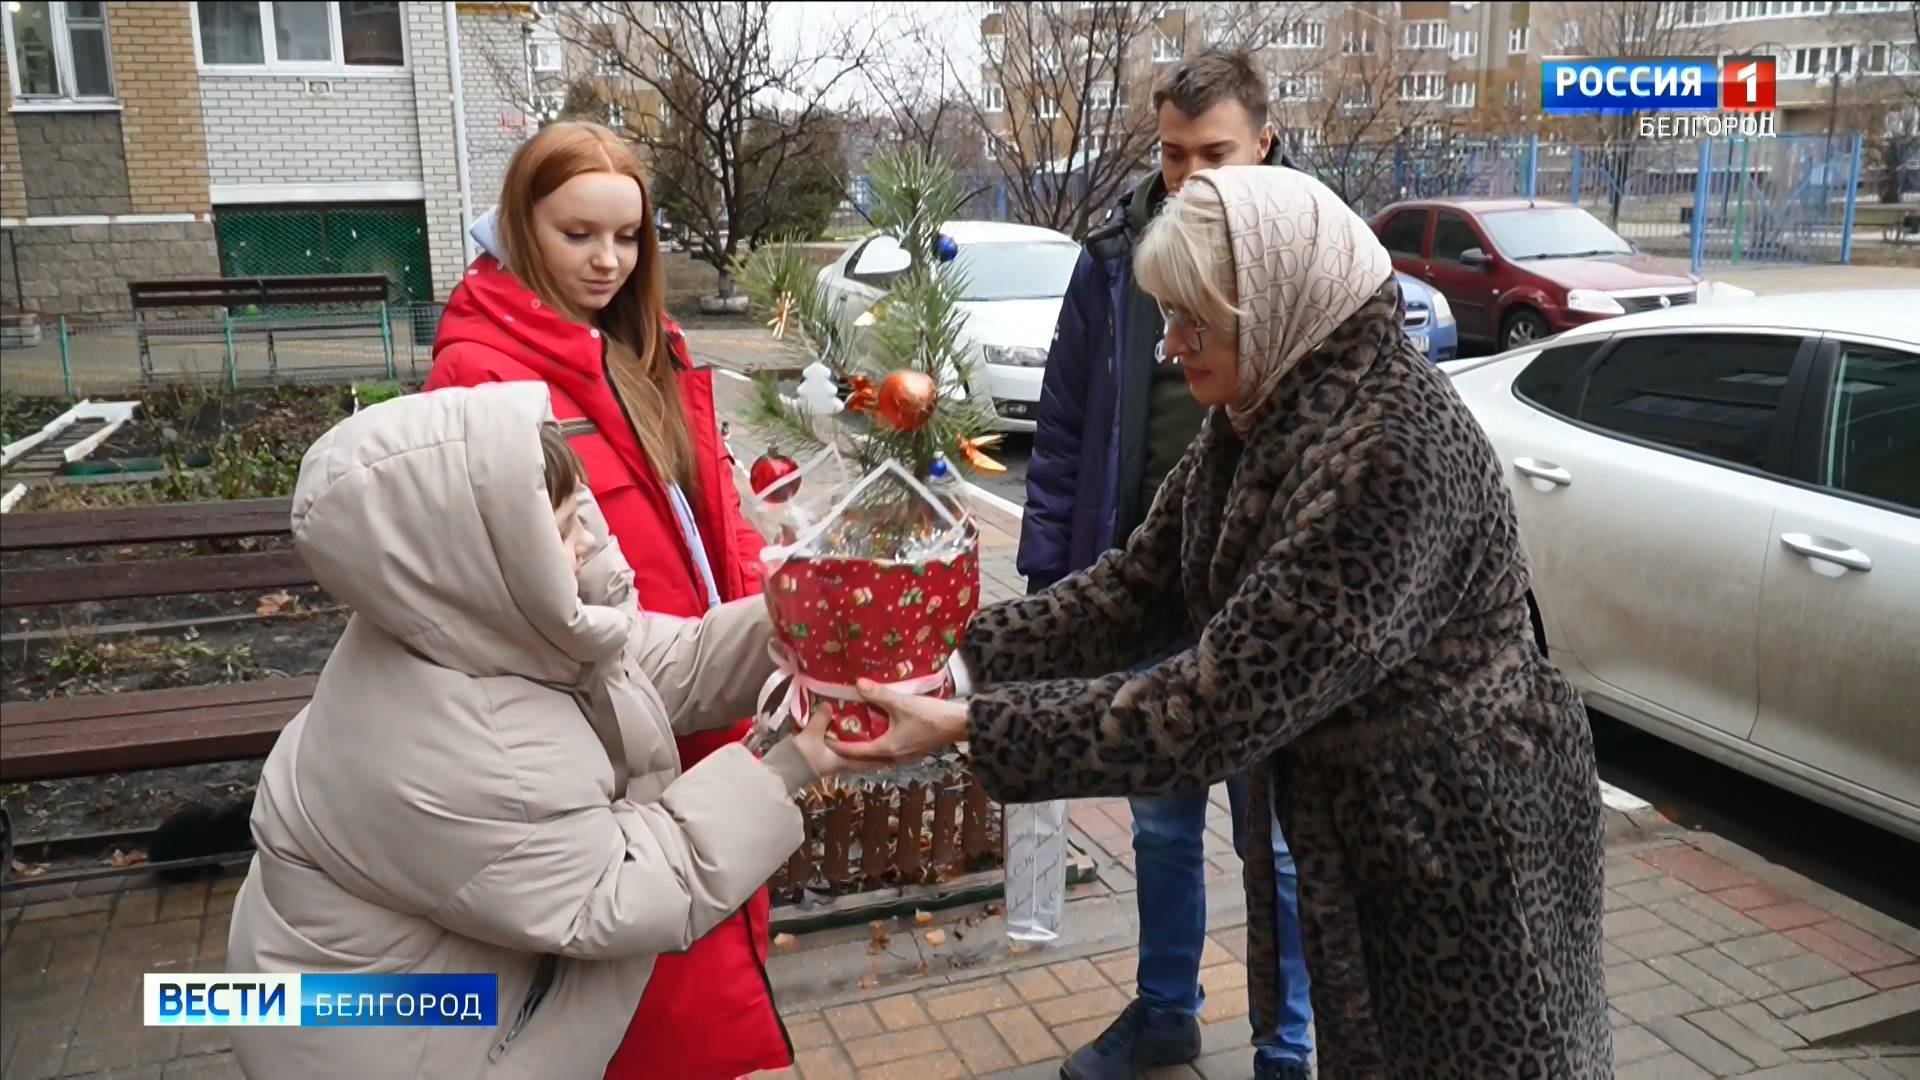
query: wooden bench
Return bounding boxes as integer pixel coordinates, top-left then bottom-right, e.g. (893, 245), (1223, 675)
(0, 497), (316, 782)
(128, 275), (392, 384)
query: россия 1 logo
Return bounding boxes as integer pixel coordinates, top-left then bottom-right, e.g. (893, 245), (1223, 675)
(1541, 56), (1777, 138)
(1541, 56), (1777, 114)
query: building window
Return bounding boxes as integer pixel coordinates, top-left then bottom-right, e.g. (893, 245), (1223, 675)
(534, 89), (565, 122)
(1448, 80), (1477, 107)
(984, 33), (1003, 64)
(1273, 71), (1323, 103)
(1451, 29), (1479, 58)
(1416, 123), (1446, 147)
(532, 1), (560, 17)
(1507, 25), (1530, 54)
(1278, 126), (1319, 152)
(1505, 79), (1526, 106)
(1088, 81), (1116, 111)
(1271, 20), (1323, 49)
(1401, 20), (1446, 50)
(1789, 44), (1857, 77)
(1556, 22), (1581, 50)
(595, 49), (619, 76)
(1731, 0), (1892, 14)
(1152, 31), (1182, 63)
(3, 1), (115, 103)
(530, 39), (562, 72)
(1341, 83), (1373, 109)
(195, 1), (405, 71)
(605, 101), (623, 129)
(1400, 73), (1446, 101)
(1342, 28), (1372, 54)
(1674, 1), (1714, 25)
(1039, 94), (1060, 118)
(983, 82), (1005, 112)
(983, 131), (999, 160)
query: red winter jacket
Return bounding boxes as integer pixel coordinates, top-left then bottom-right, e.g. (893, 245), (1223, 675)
(427, 256), (789, 1080)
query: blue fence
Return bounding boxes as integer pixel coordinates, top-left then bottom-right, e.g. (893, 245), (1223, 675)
(840, 132), (1917, 271)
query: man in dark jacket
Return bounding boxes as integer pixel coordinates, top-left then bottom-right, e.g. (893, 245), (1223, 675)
(1021, 52), (1313, 1080)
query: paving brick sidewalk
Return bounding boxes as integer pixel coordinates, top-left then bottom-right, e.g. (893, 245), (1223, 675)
(6, 803), (1918, 1079)
(754, 795), (1920, 1080)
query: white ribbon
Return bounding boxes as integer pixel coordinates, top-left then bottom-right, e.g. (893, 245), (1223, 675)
(754, 639), (951, 739)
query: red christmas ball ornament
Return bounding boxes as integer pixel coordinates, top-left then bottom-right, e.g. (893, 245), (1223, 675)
(749, 450), (800, 502)
(875, 370), (937, 432)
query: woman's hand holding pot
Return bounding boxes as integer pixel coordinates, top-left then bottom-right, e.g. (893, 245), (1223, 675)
(827, 680), (969, 768)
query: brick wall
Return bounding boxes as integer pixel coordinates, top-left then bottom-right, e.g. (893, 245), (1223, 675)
(109, 1), (212, 214)
(13, 112), (132, 216)
(7, 221), (219, 318)
(199, 74), (424, 186)
(409, 3), (465, 299)
(460, 11), (534, 214)
(0, 52), (25, 218)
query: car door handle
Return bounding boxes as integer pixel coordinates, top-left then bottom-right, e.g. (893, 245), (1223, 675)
(1780, 532), (1872, 573)
(1513, 457), (1572, 487)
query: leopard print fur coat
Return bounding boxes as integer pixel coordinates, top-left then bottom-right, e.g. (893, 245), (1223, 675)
(962, 282), (1610, 1078)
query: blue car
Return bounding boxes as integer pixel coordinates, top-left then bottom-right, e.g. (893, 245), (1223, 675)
(1396, 272), (1458, 362)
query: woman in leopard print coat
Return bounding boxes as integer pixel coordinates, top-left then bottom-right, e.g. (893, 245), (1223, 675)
(846, 166), (1610, 1077)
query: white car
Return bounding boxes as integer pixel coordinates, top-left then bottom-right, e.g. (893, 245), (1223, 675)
(1443, 291), (1919, 841)
(815, 220), (1083, 432)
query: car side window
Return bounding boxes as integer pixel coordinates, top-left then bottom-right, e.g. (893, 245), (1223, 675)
(1513, 339), (1605, 415)
(1824, 341), (1919, 513)
(846, 236), (910, 288)
(1577, 333), (1804, 473)
(1378, 210), (1427, 258)
(1433, 213), (1481, 264)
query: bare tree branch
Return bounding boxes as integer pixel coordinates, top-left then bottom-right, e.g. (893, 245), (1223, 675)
(535, 1), (872, 296)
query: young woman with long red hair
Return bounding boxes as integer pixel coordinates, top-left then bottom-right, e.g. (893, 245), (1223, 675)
(427, 122), (790, 1079)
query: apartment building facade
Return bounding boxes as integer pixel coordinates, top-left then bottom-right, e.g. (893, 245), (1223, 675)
(1, 0), (539, 323)
(978, 1), (1915, 169)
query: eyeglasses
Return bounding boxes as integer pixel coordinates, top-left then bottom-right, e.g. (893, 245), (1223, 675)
(1153, 300), (1206, 364)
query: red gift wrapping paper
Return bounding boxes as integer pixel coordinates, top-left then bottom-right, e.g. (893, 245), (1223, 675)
(763, 547), (980, 741)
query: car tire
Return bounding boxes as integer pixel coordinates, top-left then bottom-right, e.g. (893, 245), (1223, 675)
(1501, 308), (1551, 350)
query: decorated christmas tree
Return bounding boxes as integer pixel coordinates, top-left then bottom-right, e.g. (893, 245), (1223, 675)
(727, 149), (1003, 752)
(736, 148), (1005, 481)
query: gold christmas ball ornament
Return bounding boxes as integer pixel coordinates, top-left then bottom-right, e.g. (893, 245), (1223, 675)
(875, 370), (938, 432)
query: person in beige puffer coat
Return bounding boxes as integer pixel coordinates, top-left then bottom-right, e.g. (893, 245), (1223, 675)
(227, 382), (844, 1078)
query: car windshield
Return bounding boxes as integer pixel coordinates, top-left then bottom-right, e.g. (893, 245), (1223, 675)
(1482, 207), (1633, 260)
(951, 242), (1081, 301)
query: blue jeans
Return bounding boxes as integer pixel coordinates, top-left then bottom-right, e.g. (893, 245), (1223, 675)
(1130, 778), (1314, 1064)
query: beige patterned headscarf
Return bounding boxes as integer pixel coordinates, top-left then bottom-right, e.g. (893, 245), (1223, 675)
(1189, 166), (1394, 436)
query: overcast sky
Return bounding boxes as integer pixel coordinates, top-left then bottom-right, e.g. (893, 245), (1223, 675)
(765, 1), (984, 107)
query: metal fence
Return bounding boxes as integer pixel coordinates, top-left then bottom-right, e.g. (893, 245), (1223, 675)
(838, 132), (1916, 272)
(214, 204), (436, 304)
(0, 304), (445, 399)
(1405, 132), (1899, 269)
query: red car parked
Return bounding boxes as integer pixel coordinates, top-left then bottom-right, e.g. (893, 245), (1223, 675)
(1370, 198), (1701, 352)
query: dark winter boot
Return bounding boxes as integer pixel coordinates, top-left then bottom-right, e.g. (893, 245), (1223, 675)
(1254, 1055), (1313, 1080)
(1060, 998), (1201, 1080)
